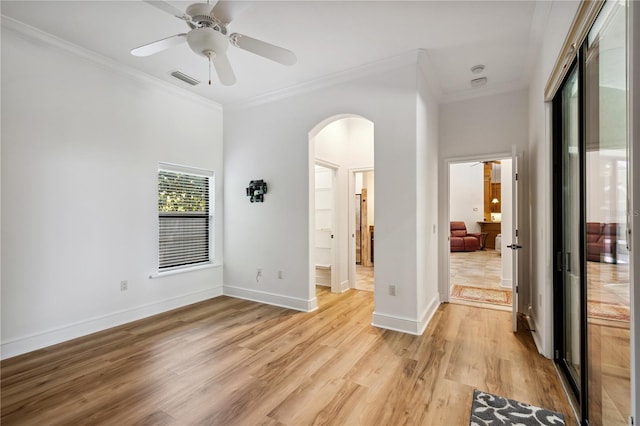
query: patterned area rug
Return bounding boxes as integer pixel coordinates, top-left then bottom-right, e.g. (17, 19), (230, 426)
(587, 300), (630, 322)
(452, 286), (630, 322)
(470, 389), (565, 426)
(451, 285), (512, 307)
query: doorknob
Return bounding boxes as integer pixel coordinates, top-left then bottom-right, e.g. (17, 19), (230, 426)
(507, 244), (523, 250)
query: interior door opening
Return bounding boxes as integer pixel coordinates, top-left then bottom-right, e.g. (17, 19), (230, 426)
(354, 170), (374, 292)
(447, 157), (514, 312)
(308, 115), (374, 303)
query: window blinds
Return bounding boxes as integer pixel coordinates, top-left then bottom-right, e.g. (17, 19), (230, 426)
(158, 169), (211, 270)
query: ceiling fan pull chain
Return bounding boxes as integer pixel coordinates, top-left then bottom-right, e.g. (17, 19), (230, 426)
(208, 52), (212, 85)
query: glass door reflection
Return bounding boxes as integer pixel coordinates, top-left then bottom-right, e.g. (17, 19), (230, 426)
(585, 1), (630, 424)
(560, 67), (583, 389)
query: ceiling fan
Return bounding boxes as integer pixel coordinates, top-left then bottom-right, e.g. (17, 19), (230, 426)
(470, 160), (502, 167)
(131, 1), (297, 86)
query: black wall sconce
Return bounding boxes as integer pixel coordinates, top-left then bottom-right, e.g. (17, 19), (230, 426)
(246, 179), (268, 203)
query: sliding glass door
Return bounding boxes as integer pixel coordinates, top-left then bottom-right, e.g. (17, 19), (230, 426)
(553, 1), (629, 424)
(557, 65), (583, 396)
(585, 2), (630, 424)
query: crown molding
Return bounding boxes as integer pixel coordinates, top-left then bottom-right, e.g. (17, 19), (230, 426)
(439, 80), (528, 104)
(1, 15), (222, 111)
(226, 49), (423, 111)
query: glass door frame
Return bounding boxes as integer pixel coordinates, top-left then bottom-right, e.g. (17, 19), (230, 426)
(552, 47), (589, 422)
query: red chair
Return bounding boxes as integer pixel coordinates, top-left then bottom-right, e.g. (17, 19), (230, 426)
(450, 221), (481, 252)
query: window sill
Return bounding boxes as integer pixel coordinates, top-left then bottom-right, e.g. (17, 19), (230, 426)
(149, 262), (222, 279)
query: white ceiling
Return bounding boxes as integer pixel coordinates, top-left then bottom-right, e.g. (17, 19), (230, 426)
(1, 0), (547, 106)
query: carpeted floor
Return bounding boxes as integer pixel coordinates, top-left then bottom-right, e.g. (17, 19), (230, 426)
(470, 389), (565, 426)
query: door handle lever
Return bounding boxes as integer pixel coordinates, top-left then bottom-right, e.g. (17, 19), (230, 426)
(507, 244), (523, 250)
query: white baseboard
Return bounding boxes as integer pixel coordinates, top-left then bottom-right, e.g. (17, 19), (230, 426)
(372, 295), (440, 335)
(418, 295), (441, 334)
(340, 280), (350, 293)
(501, 278), (512, 288)
(527, 313), (546, 357)
(223, 285), (318, 312)
(1, 287), (223, 360)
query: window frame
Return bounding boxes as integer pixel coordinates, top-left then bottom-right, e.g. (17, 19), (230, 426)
(156, 162), (215, 274)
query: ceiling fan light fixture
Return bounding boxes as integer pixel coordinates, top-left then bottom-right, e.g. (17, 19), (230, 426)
(186, 27), (228, 57)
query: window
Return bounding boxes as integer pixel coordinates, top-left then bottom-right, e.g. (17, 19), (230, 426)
(158, 164), (214, 271)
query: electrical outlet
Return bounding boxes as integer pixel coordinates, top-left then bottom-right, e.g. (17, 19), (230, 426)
(120, 280), (128, 291)
(388, 285), (396, 296)
(278, 270), (284, 279)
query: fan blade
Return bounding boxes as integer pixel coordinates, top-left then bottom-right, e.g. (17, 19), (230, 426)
(230, 33), (296, 66)
(212, 53), (237, 86)
(143, 0), (191, 21)
(131, 33), (187, 57)
(211, 1), (252, 24)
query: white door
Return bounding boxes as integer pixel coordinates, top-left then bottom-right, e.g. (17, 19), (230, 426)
(508, 146), (521, 332)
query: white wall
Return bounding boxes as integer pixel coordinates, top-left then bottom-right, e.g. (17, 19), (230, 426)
(314, 117), (374, 291)
(527, 0), (581, 357)
(438, 89), (529, 306)
(416, 52), (440, 330)
(224, 51), (440, 333)
(439, 90), (529, 159)
(1, 25), (224, 358)
(449, 162), (484, 234)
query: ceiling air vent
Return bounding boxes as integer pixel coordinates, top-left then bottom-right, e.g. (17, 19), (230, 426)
(170, 71), (200, 86)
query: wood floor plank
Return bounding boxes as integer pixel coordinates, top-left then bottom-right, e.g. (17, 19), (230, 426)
(1, 287), (577, 425)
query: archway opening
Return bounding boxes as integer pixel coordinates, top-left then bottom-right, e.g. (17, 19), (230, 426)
(308, 115), (374, 302)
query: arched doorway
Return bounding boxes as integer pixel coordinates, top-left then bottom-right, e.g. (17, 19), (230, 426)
(308, 115), (374, 302)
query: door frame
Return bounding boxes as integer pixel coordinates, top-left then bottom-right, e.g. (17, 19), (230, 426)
(551, 58), (586, 413)
(442, 152), (516, 312)
(349, 167), (374, 291)
(313, 159), (339, 292)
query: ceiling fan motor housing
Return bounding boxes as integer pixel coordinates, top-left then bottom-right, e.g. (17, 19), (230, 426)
(187, 27), (228, 57)
(186, 3), (227, 33)
(186, 3), (213, 23)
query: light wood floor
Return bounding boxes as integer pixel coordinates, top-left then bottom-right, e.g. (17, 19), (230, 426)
(587, 260), (630, 307)
(355, 265), (374, 292)
(449, 249), (512, 311)
(587, 260), (631, 425)
(449, 249), (503, 290)
(1, 287), (576, 425)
